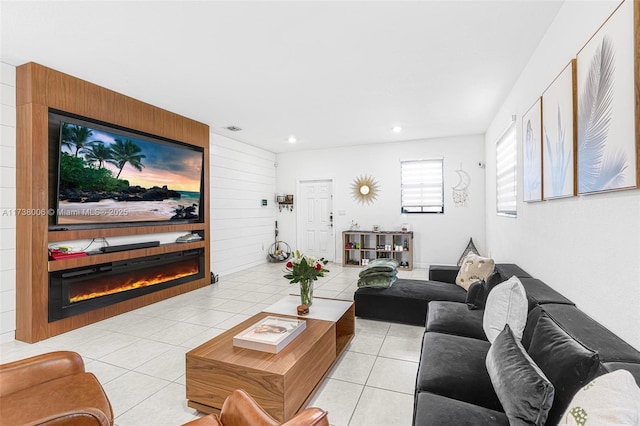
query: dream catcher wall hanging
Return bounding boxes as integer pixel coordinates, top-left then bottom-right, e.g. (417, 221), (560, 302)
(452, 166), (470, 207)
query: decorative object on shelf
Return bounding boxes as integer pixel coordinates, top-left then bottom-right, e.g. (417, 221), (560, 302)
(297, 304), (309, 315)
(351, 174), (379, 205)
(577, 0), (637, 195)
(452, 164), (471, 207)
(284, 250), (329, 307)
(523, 98), (543, 202)
(372, 225), (380, 232)
(543, 60), (576, 199)
(350, 219), (360, 231)
(276, 194), (294, 211)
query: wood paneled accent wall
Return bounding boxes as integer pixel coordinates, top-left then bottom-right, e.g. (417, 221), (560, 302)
(15, 62), (211, 342)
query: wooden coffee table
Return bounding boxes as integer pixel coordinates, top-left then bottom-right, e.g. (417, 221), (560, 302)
(186, 297), (354, 421)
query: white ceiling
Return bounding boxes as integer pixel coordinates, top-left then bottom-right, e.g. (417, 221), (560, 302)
(1, 1), (564, 153)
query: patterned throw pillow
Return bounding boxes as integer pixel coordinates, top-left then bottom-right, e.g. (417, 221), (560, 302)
(455, 253), (495, 290)
(559, 369), (640, 425)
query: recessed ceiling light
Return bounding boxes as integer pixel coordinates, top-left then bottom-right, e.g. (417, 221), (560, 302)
(288, 136), (297, 144)
(392, 126), (403, 133)
(224, 126), (242, 132)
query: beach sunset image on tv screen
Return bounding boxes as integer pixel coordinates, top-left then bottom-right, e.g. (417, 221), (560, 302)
(56, 121), (203, 225)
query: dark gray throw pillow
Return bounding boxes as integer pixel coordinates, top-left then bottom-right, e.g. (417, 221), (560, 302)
(466, 272), (502, 310)
(486, 324), (555, 426)
(465, 280), (486, 310)
(526, 314), (600, 425)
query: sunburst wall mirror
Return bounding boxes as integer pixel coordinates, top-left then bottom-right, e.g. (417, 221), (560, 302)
(352, 174), (380, 205)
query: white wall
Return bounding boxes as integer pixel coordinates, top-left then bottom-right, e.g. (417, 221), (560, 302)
(0, 62), (17, 343)
(275, 135), (486, 267)
(485, 0), (640, 350)
(210, 133), (277, 276)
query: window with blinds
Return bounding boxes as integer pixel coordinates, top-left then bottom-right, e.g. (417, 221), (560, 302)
(496, 125), (517, 217)
(401, 159), (444, 213)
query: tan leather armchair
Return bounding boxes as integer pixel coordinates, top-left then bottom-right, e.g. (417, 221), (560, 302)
(0, 351), (114, 426)
(183, 389), (329, 426)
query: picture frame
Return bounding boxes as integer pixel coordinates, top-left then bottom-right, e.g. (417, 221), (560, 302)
(576, 0), (638, 194)
(542, 60), (576, 199)
(522, 98), (543, 202)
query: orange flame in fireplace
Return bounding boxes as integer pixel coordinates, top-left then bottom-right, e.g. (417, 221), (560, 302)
(70, 267), (198, 303)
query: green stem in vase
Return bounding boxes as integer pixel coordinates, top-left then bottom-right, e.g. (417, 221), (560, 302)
(300, 279), (314, 306)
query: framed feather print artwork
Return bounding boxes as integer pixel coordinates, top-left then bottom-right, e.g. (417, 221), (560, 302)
(577, 0), (638, 195)
(523, 98), (543, 202)
(542, 61), (576, 199)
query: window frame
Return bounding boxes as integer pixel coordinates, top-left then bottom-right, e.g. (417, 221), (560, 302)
(400, 158), (444, 214)
(496, 124), (517, 217)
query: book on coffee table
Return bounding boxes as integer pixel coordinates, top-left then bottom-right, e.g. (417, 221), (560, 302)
(233, 316), (306, 354)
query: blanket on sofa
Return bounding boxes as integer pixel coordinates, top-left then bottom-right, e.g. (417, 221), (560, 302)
(358, 258), (398, 288)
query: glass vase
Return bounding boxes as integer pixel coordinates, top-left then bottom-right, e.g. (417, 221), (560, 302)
(299, 279), (314, 306)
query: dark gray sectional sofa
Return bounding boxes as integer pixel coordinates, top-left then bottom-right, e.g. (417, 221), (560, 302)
(353, 264), (640, 425)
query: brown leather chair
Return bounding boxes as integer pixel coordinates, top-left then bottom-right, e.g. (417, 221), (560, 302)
(183, 389), (329, 426)
(0, 351), (114, 426)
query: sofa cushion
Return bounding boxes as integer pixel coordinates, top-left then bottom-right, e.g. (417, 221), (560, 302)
(354, 279), (466, 326)
(414, 392), (509, 426)
(519, 277), (574, 311)
(533, 304), (640, 364)
(483, 276), (528, 343)
(527, 314), (600, 425)
(486, 325), (554, 426)
(426, 301), (486, 341)
(428, 265), (460, 284)
(494, 264), (531, 280)
(456, 254), (495, 291)
(416, 332), (501, 411)
(559, 369), (640, 425)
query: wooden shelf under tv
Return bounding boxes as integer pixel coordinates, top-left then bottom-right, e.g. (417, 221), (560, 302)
(48, 222), (205, 243)
(48, 240), (206, 272)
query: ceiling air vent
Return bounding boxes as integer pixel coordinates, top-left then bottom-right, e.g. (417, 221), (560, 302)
(224, 126), (242, 132)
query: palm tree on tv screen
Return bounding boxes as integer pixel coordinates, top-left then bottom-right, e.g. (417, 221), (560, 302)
(108, 138), (146, 179)
(84, 142), (113, 168)
(61, 124), (93, 157)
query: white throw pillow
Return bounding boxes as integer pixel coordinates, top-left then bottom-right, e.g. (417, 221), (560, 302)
(455, 253), (495, 291)
(482, 275), (528, 343)
(559, 369), (640, 425)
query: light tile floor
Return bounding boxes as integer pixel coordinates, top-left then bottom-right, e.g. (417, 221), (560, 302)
(0, 262), (430, 426)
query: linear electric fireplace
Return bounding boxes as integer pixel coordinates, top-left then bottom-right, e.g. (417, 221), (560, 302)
(49, 248), (205, 321)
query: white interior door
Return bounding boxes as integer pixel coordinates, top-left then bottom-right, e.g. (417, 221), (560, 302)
(298, 179), (334, 261)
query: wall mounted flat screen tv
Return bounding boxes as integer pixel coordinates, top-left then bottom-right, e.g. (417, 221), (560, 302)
(49, 111), (204, 228)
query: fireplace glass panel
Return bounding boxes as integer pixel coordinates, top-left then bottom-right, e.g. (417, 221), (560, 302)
(49, 249), (204, 321)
